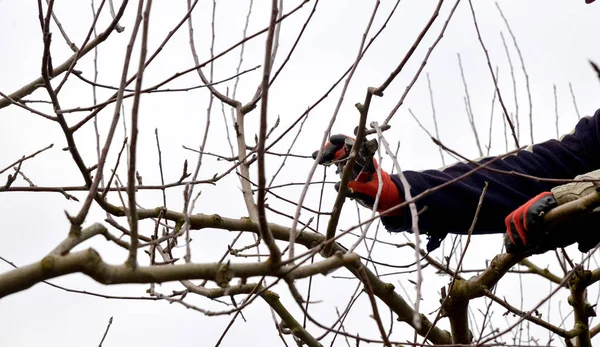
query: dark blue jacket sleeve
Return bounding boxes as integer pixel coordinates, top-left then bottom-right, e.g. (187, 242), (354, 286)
(381, 109), (600, 251)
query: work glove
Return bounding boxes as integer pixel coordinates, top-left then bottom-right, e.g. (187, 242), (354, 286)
(505, 169), (600, 254)
(504, 192), (558, 254)
(312, 134), (402, 213)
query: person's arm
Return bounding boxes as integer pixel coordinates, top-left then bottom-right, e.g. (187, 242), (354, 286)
(383, 109), (600, 251)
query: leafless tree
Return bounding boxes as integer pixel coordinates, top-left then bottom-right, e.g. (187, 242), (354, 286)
(1, 1), (599, 346)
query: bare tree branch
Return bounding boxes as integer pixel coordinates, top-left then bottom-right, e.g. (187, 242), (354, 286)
(256, 0), (283, 265)
(0, 0), (128, 110)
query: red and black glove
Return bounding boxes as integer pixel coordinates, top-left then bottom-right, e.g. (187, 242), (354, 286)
(504, 192), (558, 253)
(313, 134), (402, 213)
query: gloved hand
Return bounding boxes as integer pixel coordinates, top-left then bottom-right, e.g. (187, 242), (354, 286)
(505, 168), (600, 254)
(504, 192), (558, 253)
(312, 134), (402, 213)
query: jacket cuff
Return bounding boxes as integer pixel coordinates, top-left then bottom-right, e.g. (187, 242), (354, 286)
(382, 174), (444, 252)
(380, 175), (411, 231)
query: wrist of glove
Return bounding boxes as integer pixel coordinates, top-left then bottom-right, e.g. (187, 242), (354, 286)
(313, 134), (403, 214)
(337, 160), (402, 213)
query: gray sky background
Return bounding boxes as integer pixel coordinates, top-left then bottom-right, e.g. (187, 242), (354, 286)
(1, 0), (600, 346)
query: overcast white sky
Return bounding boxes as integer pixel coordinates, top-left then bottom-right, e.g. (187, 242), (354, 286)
(1, 0), (600, 346)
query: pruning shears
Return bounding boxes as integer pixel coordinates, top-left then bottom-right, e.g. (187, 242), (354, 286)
(335, 136), (379, 183)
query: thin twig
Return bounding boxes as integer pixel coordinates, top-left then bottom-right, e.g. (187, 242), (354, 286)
(554, 84), (559, 139)
(569, 82), (581, 120)
(0, 90), (56, 120)
(304, 167), (328, 331)
(499, 31), (520, 141)
(44, 0), (78, 51)
(268, 115), (308, 187)
(90, 0), (104, 199)
(426, 73), (445, 165)
(268, 0), (319, 88)
(0, 144), (53, 175)
(53, 0), (109, 94)
(518, 259), (562, 285)
(496, 2), (533, 145)
(70, 65), (259, 97)
(107, 0), (125, 32)
(458, 53), (484, 156)
(444, 183), (488, 344)
(97, 316), (113, 347)
(468, 0), (519, 148)
(486, 67), (499, 156)
(591, 60), (600, 82)
(357, 266), (392, 347)
(383, 0), (458, 126)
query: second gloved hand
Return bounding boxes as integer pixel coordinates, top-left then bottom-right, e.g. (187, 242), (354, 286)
(504, 192), (557, 253)
(312, 134), (402, 213)
(506, 168), (600, 254)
